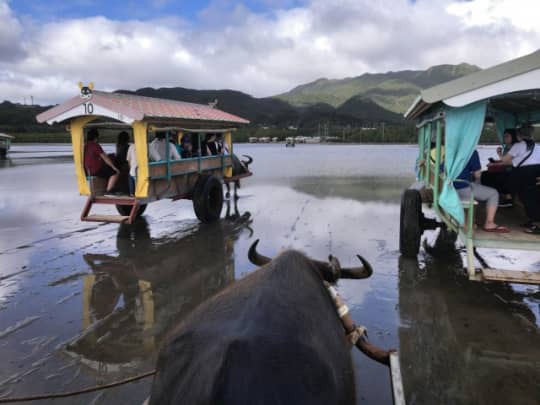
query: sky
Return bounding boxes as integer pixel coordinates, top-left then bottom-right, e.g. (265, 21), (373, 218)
(1, 0), (539, 106)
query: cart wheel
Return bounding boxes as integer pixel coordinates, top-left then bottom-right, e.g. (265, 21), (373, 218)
(399, 189), (423, 257)
(193, 175), (223, 223)
(116, 204), (147, 217)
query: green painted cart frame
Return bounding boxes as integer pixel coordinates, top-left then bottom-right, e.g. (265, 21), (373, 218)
(401, 50), (540, 285)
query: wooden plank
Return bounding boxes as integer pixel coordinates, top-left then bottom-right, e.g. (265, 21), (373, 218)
(83, 214), (129, 223)
(389, 352), (406, 405)
(481, 268), (540, 285)
(94, 196), (136, 204)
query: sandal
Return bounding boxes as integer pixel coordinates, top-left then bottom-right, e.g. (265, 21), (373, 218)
(524, 225), (540, 234)
(520, 220), (535, 228)
(482, 225), (510, 233)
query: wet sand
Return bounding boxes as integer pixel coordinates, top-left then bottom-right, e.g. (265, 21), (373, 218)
(0, 144), (539, 404)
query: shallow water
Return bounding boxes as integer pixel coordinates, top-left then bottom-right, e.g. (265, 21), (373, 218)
(0, 143), (539, 404)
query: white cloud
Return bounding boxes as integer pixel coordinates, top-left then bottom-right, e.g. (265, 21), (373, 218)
(0, 0), (539, 105)
(0, 0), (25, 62)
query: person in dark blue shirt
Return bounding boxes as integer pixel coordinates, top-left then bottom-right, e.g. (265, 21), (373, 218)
(454, 150), (509, 232)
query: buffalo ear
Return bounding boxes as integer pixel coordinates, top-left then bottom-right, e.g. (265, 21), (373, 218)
(328, 255), (341, 281)
(78, 81), (83, 89)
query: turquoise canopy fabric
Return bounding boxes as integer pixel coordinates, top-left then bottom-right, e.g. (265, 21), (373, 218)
(439, 101), (487, 225)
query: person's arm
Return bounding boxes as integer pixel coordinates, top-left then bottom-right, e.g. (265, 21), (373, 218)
(100, 152), (120, 173)
(501, 153), (513, 165)
(473, 169), (481, 182)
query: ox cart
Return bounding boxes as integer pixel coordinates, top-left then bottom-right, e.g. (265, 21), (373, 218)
(400, 50), (540, 285)
(0, 133), (14, 158)
(36, 84), (252, 225)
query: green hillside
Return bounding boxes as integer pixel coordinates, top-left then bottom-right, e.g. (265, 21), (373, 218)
(2, 62), (481, 143)
(276, 63), (480, 113)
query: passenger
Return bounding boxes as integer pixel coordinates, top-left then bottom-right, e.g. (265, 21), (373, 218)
(180, 137), (193, 158)
(191, 134), (201, 157)
(454, 149), (509, 233)
(126, 143), (137, 196)
(115, 131), (130, 167)
(200, 133), (209, 156)
(149, 132), (181, 161)
(84, 128), (120, 194)
(481, 128), (517, 206)
(206, 133), (219, 156)
(501, 126), (540, 233)
(501, 126), (536, 168)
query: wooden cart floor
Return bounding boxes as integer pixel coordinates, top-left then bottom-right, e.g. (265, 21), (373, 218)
(471, 204), (540, 245)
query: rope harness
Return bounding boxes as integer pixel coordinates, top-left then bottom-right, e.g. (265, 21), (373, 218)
(324, 281), (391, 366)
(325, 282), (368, 345)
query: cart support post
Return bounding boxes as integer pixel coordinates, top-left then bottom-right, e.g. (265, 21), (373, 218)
(71, 116), (96, 196)
(424, 123), (431, 187)
(417, 126), (425, 181)
(433, 120), (442, 204)
(133, 121), (149, 198)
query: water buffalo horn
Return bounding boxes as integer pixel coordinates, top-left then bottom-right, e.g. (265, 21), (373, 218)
(312, 255), (372, 280)
(340, 255), (373, 279)
(248, 239), (272, 265)
(241, 155), (253, 165)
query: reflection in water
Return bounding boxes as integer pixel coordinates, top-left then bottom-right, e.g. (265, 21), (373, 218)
(67, 201), (253, 371)
(0, 157), (14, 168)
(399, 249), (540, 404)
(291, 176), (411, 203)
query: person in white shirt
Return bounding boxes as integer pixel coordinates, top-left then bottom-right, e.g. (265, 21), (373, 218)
(127, 143), (137, 196)
(149, 132), (181, 162)
(502, 126), (540, 167)
(501, 126), (540, 232)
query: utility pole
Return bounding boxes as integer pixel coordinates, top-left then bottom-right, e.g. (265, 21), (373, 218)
(30, 95), (34, 106)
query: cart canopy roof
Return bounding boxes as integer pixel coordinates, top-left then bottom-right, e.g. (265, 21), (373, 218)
(36, 89), (250, 126)
(405, 49), (540, 120)
(0, 133), (14, 140)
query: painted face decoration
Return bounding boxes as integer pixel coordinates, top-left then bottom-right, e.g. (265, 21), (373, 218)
(78, 82), (94, 99)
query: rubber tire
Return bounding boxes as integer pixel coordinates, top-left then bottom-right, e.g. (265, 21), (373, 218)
(192, 175), (223, 223)
(399, 189), (423, 258)
(116, 204), (147, 217)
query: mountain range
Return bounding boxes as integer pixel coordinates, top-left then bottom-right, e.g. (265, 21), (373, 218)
(1, 62), (480, 138)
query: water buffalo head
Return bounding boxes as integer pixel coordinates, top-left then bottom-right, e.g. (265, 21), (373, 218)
(248, 239), (372, 282)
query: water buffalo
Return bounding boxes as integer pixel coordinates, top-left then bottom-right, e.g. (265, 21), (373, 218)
(231, 154), (252, 176)
(149, 240), (373, 405)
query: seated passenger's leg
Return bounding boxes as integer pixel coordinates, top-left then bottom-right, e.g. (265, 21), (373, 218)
(481, 171), (505, 192)
(471, 183), (500, 229)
